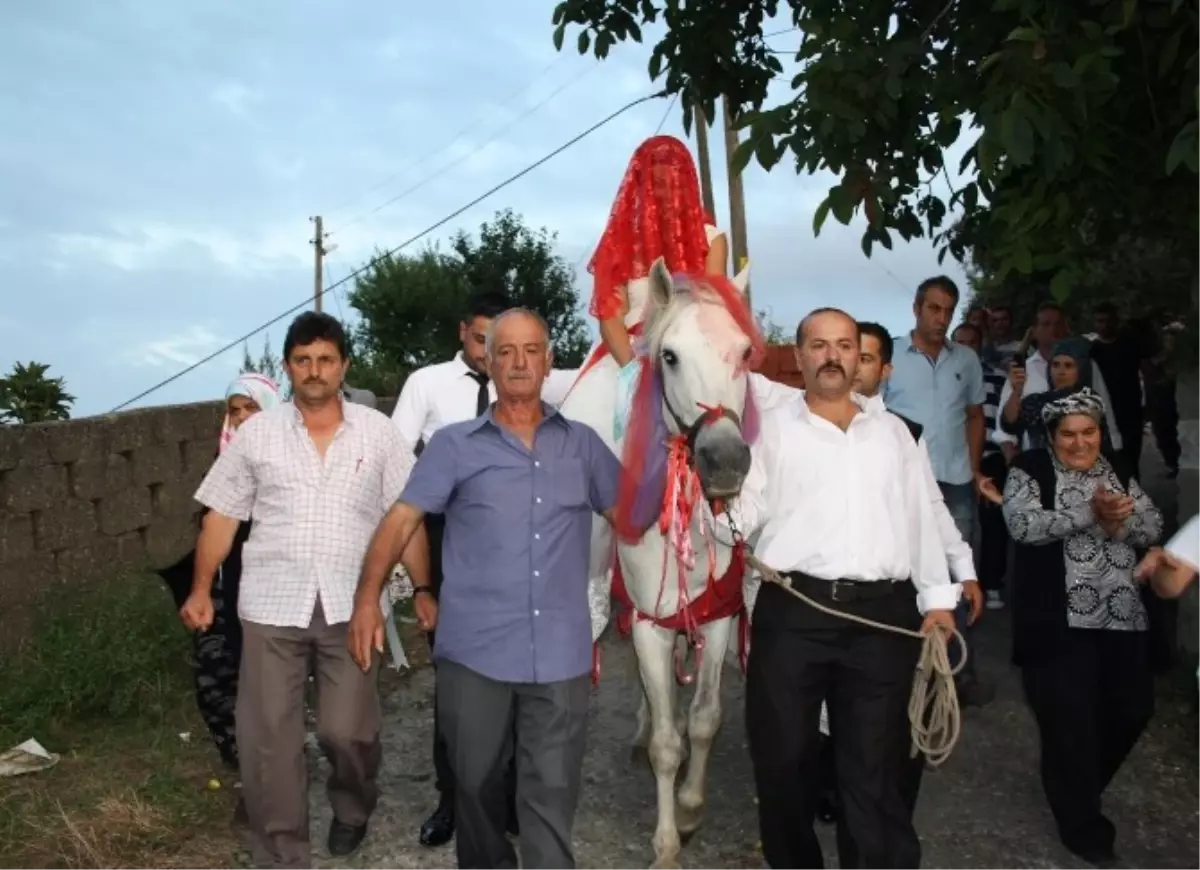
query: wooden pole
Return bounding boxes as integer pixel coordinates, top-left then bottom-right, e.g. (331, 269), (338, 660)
(311, 215), (325, 313)
(721, 95), (750, 306)
(693, 103), (716, 221)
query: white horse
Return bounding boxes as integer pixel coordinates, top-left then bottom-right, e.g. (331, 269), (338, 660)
(560, 257), (757, 869)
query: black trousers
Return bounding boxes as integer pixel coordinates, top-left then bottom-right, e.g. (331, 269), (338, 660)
(978, 451), (1010, 594)
(746, 579), (923, 869)
(1147, 379), (1181, 469)
(425, 514), (517, 819)
(1021, 629), (1154, 859)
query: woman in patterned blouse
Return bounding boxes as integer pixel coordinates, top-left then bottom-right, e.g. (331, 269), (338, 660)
(1002, 386), (1162, 866)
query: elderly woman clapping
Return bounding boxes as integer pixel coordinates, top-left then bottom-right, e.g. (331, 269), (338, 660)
(1001, 387), (1162, 866)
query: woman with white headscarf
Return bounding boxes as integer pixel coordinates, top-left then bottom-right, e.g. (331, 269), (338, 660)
(159, 373), (280, 774)
(1003, 386), (1162, 866)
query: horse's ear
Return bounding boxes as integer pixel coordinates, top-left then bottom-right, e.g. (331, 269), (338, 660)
(731, 259), (751, 295)
(647, 256), (673, 312)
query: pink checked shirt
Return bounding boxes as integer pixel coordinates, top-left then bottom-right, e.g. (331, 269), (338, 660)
(194, 400), (414, 628)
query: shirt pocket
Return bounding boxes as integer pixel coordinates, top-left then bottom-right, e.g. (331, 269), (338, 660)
(548, 457), (589, 510)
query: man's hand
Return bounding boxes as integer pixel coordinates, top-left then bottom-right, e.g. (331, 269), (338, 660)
(1135, 548), (1167, 583)
(347, 599), (384, 672)
(920, 608), (956, 638)
(180, 590), (214, 631)
(960, 581), (984, 625)
(413, 590), (439, 633)
(1008, 362), (1027, 394)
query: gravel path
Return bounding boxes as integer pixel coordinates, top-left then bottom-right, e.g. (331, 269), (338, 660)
(303, 612), (1197, 870)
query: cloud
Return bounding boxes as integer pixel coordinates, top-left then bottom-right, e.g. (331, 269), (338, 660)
(209, 80), (262, 116)
(1, 0), (978, 418)
(128, 325), (225, 368)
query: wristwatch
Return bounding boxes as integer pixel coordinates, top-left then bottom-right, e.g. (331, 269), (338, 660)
(413, 586), (434, 599)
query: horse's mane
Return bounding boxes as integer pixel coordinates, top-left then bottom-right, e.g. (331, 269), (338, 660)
(613, 273), (765, 543)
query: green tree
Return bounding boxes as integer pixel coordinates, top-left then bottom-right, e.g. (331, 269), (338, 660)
(238, 333), (283, 384)
(0, 362), (75, 424)
(551, 0), (1198, 300)
(347, 209), (590, 395)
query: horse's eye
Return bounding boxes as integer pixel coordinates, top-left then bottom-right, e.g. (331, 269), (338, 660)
(661, 348), (679, 368)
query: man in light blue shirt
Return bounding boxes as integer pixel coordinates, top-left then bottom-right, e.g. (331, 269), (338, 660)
(883, 275), (991, 704)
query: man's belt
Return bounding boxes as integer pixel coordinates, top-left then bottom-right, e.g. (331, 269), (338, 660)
(782, 571), (902, 603)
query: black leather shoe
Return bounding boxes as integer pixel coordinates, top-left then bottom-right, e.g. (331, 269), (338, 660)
(419, 799), (455, 847)
(816, 793), (838, 824)
(328, 819), (367, 857)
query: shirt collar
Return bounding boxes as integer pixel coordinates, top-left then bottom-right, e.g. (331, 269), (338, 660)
(287, 394), (356, 429)
(465, 401), (566, 434)
(791, 389), (877, 424)
(902, 331), (954, 356)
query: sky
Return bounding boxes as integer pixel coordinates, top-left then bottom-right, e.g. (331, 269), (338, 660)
(0, 1), (971, 417)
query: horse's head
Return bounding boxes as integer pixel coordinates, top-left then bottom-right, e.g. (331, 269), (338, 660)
(642, 257), (760, 500)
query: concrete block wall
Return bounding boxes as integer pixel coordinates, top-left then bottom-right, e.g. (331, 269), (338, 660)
(0, 401), (225, 651)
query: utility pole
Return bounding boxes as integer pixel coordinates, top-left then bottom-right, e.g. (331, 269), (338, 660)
(721, 95), (750, 306)
(692, 102), (716, 221)
(310, 215), (326, 313)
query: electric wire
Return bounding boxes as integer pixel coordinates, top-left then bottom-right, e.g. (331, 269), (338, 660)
(110, 90), (667, 412)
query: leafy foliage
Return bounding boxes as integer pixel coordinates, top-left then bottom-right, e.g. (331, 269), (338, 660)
(0, 361), (75, 424)
(347, 209), (590, 395)
(756, 307), (791, 344)
(551, 0), (1199, 298)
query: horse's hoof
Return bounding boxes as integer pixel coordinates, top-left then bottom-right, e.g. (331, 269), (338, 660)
(629, 744), (650, 768)
(676, 803), (704, 839)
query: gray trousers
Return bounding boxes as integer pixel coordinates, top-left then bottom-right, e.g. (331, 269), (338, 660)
(436, 659), (590, 869)
(237, 601), (381, 869)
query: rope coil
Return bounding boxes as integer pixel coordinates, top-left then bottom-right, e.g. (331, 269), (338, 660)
(744, 552), (965, 768)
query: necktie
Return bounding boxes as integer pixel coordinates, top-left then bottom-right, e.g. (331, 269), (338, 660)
(469, 371), (490, 416)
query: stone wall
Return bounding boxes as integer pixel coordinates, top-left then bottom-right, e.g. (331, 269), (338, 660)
(0, 401), (225, 651)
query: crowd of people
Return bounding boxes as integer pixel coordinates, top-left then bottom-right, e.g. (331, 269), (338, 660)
(161, 133), (1198, 870)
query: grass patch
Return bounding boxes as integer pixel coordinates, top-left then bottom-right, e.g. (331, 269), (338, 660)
(0, 574), (242, 868)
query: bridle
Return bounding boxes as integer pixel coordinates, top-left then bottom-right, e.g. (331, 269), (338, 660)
(659, 377), (743, 461)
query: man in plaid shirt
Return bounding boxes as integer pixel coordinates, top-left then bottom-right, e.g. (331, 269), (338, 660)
(181, 312), (430, 869)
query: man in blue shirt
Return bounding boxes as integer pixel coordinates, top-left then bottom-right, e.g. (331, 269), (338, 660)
(883, 275), (992, 705)
(349, 308), (621, 869)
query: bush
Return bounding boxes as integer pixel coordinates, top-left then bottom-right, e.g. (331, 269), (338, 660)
(0, 574), (192, 745)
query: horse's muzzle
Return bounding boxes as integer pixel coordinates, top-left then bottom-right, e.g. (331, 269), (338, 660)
(695, 437), (751, 499)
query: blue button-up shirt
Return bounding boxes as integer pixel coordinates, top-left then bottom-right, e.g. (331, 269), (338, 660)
(399, 404), (621, 684)
(883, 333), (986, 486)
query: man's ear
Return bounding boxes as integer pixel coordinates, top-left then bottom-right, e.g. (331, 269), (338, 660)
(882, 362), (894, 382)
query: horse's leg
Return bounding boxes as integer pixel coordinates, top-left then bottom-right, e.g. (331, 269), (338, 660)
(675, 616), (733, 839)
(631, 619), (685, 870)
(631, 679), (651, 762)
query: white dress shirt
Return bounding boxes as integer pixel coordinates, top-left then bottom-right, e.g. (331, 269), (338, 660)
(1166, 514), (1199, 571)
(992, 349), (1124, 450)
(391, 352), (495, 447)
(866, 394), (977, 583)
(194, 401), (415, 628)
(392, 351), (581, 442)
(736, 394), (959, 614)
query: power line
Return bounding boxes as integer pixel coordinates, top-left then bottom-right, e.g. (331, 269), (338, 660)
(321, 54), (566, 224)
(330, 60), (600, 236)
(110, 89), (667, 413)
(654, 92), (678, 134)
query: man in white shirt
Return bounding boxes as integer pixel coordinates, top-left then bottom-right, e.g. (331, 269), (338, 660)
(737, 308), (959, 870)
(993, 302), (1124, 453)
(181, 312), (429, 869)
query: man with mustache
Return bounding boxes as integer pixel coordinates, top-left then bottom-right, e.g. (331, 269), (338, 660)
(882, 276), (993, 707)
(183, 312), (430, 868)
(815, 321), (987, 863)
(352, 308), (621, 869)
(737, 308), (959, 869)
